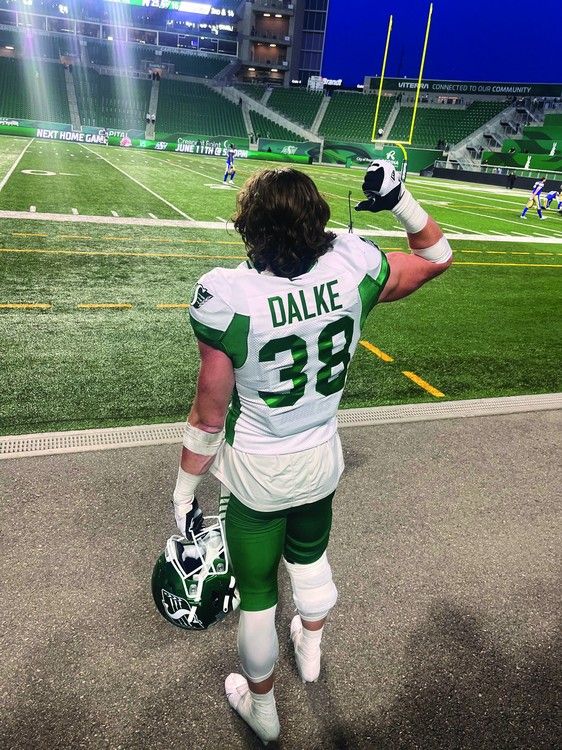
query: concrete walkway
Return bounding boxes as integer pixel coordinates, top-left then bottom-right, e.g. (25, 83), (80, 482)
(1, 410), (559, 749)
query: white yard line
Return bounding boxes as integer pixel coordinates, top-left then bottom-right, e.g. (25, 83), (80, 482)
(215, 216), (228, 223)
(0, 137), (34, 192)
(329, 219), (349, 227)
(80, 145), (192, 220)
(139, 151), (241, 191)
(440, 221), (478, 234)
(148, 212), (158, 219)
(0, 209), (560, 245)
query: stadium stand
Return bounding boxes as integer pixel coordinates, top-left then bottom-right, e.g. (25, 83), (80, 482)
(236, 83), (268, 102)
(0, 57), (70, 122)
(318, 92), (395, 141)
(249, 109), (300, 141)
(389, 101), (508, 147)
(267, 88), (323, 128)
(73, 66), (151, 130)
(482, 112), (562, 173)
(85, 39), (155, 70)
(157, 79), (246, 136)
(160, 50), (232, 77)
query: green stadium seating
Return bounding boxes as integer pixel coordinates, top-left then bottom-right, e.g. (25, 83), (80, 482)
(73, 66), (151, 130)
(249, 110), (300, 141)
(157, 79), (246, 137)
(485, 113), (562, 173)
(266, 88), (323, 128)
(160, 50), (232, 78)
(236, 83), (268, 102)
(389, 101), (508, 147)
(318, 92), (395, 141)
(0, 57), (70, 122)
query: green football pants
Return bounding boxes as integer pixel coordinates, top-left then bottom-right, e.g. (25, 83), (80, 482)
(224, 492), (335, 612)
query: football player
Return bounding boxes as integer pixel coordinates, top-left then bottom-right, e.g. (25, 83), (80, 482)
(223, 144), (236, 183)
(521, 177), (546, 219)
(543, 185), (562, 210)
(173, 162), (452, 744)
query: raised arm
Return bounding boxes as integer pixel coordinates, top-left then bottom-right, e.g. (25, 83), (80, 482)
(355, 160), (452, 303)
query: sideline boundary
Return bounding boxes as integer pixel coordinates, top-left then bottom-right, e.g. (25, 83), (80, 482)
(1, 393), (560, 459)
(0, 210), (561, 244)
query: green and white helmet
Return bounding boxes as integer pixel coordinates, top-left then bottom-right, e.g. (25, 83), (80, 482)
(151, 517), (239, 630)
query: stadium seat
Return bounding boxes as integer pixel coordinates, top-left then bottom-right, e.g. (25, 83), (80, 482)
(156, 79), (246, 137)
(266, 88), (323, 129)
(236, 84), (268, 102)
(389, 101), (508, 147)
(248, 110), (301, 141)
(0, 57), (70, 123)
(318, 92), (395, 141)
(73, 66), (151, 130)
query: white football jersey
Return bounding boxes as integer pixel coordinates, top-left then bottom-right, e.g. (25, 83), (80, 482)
(189, 233), (389, 455)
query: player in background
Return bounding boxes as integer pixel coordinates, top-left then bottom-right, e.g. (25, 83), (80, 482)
(173, 163), (452, 745)
(223, 144), (236, 183)
(543, 185), (562, 210)
(520, 177), (546, 219)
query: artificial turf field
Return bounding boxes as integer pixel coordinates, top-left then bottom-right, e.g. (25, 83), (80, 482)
(0, 135), (560, 436)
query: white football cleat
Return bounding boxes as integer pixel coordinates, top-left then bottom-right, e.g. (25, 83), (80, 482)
(290, 615), (321, 683)
(225, 673), (280, 746)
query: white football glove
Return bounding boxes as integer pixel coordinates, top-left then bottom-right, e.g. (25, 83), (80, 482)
(173, 496), (204, 538)
(355, 160), (404, 213)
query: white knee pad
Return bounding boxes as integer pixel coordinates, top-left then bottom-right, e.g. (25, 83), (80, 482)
(283, 552), (338, 622)
(238, 605), (279, 682)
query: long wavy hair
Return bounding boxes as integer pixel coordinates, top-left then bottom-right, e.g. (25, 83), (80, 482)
(232, 168), (336, 278)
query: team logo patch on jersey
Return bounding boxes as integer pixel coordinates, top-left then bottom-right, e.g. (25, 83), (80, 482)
(191, 284), (213, 309)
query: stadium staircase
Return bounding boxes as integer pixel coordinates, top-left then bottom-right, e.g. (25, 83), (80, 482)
(145, 78), (160, 139)
(381, 98), (401, 140)
(480, 112), (562, 175)
(64, 66), (81, 130)
(210, 84), (321, 142)
(310, 95), (330, 134)
(446, 102), (518, 169)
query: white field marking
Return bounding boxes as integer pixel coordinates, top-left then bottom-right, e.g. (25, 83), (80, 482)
(59, 173), (79, 177)
(71, 208), (79, 215)
(148, 212), (158, 219)
(440, 221), (478, 235)
(0, 137), (34, 192)
(329, 219), (348, 227)
(407, 175), (531, 198)
(136, 151), (241, 191)
(429, 201), (562, 237)
(216, 216), (228, 222)
(29, 206), (36, 213)
(81, 145), (192, 219)
(411, 180), (545, 213)
(0, 209), (560, 245)
(111, 210), (119, 217)
(367, 224), (381, 230)
(488, 230), (504, 235)
(418, 199), (449, 206)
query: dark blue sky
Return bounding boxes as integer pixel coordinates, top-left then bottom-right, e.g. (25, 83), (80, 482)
(322, 0), (560, 85)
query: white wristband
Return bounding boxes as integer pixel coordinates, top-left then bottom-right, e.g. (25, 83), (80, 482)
(173, 466), (202, 507)
(182, 422), (224, 456)
(413, 235), (453, 264)
(391, 189), (428, 234)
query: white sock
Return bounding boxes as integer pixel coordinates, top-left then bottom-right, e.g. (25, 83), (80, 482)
(225, 673), (280, 745)
(300, 623), (323, 652)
